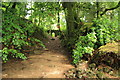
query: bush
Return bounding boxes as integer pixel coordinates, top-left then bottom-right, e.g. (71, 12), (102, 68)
(1, 12), (45, 62)
(73, 32), (97, 64)
(72, 16), (119, 64)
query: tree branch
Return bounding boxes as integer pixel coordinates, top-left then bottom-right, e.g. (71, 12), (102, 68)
(100, 1), (120, 16)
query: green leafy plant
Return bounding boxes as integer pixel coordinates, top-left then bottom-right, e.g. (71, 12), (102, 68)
(1, 12), (45, 62)
(93, 16), (119, 48)
(73, 32), (97, 64)
(0, 47), (27, 62)
(73, 16), (119, 64)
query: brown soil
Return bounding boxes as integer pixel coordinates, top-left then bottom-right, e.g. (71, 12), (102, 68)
(2, 36), (74, 78)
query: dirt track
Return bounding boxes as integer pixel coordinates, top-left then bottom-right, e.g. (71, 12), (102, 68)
(2, 37), (74, 78)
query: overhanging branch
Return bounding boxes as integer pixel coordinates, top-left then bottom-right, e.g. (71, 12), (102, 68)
(100, 1), (120, 16)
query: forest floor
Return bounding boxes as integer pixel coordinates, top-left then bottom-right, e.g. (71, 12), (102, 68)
(2, 36), (74, 78)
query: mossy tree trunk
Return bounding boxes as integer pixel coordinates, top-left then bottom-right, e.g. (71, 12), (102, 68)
(62, 2), (81, 49)
(62, 2), (80, 38)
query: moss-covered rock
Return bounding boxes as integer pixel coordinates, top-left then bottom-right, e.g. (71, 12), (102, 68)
(99, 42), (119, 55)
(90, 42), (120, 69)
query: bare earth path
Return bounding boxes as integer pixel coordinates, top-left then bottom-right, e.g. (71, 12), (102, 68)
(2, 37), (74, 78)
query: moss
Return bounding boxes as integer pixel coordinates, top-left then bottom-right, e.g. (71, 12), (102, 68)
(89, 42), (120, 70)
(99, 42), (119, 55)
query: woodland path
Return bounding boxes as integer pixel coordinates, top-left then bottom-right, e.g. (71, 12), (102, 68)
(2, 36), (74, 78)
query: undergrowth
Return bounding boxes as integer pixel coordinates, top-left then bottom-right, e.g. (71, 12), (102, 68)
(1, 12), (45, 62)
(72, 16), (119, 64)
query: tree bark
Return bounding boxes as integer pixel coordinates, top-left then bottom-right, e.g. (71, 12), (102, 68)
(58, 2), (60, 31)
(96, 2), (99, 18)
(62, 2), (75, 38)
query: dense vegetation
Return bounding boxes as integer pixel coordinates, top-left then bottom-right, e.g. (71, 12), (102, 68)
(73, 16), (119, 64)
(61, 2), (119, 64)
(1, 2), (46, 62)
(1, 2), (120, 77)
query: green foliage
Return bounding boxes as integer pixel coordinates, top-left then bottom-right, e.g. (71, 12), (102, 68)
(1, 48), (27, 62)
(73, 16), (119, 64)
(31, 38), (45, 48)
(93, 16), (119, 47)
(32, 2), (60, 31)
(73, 32), (97, 64)
(1, 12), (45, 62)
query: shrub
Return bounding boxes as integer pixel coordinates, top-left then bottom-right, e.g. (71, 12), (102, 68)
(1, 12), (45, 62)
(72, 16), (119, 64)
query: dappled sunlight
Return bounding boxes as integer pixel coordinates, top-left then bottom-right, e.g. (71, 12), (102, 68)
(2, 1), (119, 79)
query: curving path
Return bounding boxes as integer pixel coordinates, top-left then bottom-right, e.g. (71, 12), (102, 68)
(2, 37), (74, 78)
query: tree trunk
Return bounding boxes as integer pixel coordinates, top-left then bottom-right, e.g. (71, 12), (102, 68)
(38, 13), (40, 26)
(96, 1), (99, 19)
(58, 2), (60, 31)
(62, 2), (75, 38)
